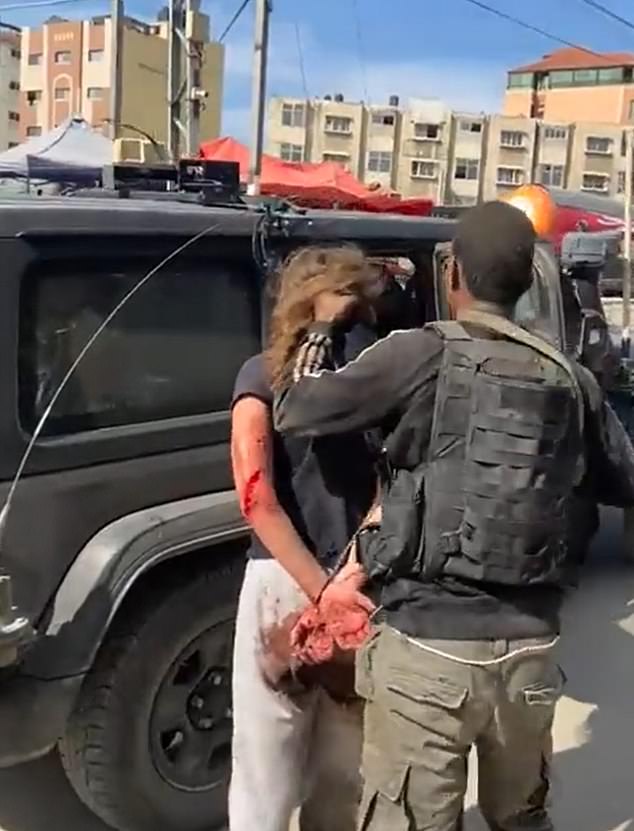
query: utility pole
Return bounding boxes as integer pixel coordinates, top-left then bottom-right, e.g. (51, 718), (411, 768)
(167, 0), (207, 161)
(623, 128), (633, 358)
(109, 0), (123, 141)
(247, 0), (271, 196)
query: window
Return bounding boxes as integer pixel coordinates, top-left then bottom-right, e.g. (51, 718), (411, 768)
(322, 153), (349, 168)
(372, 112), (395, 126)
(543, 125), (567, 141)
(8, 111), (20, 122)
(18, 258), (260, 436)
(54, 87), (70, 101)
(539, 164), (564, 188)
(27, 89), (42, 103)
(367, 151), (392, 173)
(598, 67), (625, 84)
(28, 53), (42, 66)
(26, 126), (42, 137)
(54, 51), (71, 64)
(507, 72), (533, 88)
(411, 160), (437, 179)
(279, 142), (303, 162)
(586, 136), (612, 155)
(8, 142), (18, 149)
(549, 70), (574, 88)
(454, 157), (479, 180)
(630, 100), (634, 122)
(459, 120), (482, 134)
(618, 171), (626, 194)
(324, 115), (353, 134)
(500, 130), (525, 148)
(497, 167), (524, 186)
(88, 49), (104, 63)
(87, 87), (104, 100)
(8, 81), (20, 91)
(281, 102), (304, 128)
(414, 123), (440, 140)
(10, 48), (21, 59)
(581, 173), (609, 192)
(572, 68), (598, 86)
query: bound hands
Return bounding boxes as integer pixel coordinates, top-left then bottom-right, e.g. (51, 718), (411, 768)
(291, 561), (375, 664)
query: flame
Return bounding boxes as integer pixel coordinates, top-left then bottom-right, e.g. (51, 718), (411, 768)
(500, 185), (557, 239)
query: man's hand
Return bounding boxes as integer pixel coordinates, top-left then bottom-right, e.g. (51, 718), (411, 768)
(313, 289), (360, 324)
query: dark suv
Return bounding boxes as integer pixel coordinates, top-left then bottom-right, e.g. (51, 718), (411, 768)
(0, 193), (617, 831)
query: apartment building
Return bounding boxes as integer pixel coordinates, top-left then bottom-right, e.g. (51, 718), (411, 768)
(19, 12), (224, 145)
(267, 94), (452, 197)
(267, 94), (631, 204)
(0, 31), (21, 151)
(395, 98), (450, 202)
(504, 46), (634, 125)
(480, 115), (539, 201)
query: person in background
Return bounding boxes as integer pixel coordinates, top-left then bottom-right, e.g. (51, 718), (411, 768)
(228, 245), (380, 831)
(275, 202), (634, 830)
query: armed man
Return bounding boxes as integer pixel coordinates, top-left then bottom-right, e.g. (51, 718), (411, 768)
(274, 201), (634, 831)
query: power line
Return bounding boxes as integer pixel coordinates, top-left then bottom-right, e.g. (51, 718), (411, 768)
(578, 0), (634, 33)
(460, 0), (606, 60)
(294, 21), (309, 99)
(0, 0), (89, 10)
(351, 0), (369, 103)
(218, 0), (250, 43)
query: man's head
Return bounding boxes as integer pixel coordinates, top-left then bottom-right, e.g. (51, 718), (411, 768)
(445, 201), (536, 318)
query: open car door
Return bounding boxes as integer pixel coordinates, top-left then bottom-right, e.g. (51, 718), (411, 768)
(432, 241), (566, 351)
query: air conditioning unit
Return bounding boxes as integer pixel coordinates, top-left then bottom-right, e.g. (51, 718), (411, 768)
(113, 137), (167, 164)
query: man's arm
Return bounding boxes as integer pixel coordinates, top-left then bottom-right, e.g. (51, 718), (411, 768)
(275, 324), (442, 437)
(576, 364), (634, 507)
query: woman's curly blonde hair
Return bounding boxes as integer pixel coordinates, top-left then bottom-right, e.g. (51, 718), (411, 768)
(265, 245), (377, 393)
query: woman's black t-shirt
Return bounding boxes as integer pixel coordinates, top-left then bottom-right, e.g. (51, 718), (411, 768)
(232, 344), (376, 567)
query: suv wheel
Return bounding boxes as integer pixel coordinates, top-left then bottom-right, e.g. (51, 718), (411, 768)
(59, 561), (243, 831)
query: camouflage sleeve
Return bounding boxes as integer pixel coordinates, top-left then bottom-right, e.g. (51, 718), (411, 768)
(575, 363), (634, 507)
(292, 323), (335, 382)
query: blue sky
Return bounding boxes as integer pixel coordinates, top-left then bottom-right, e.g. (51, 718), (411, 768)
(4, 0), (634, 140)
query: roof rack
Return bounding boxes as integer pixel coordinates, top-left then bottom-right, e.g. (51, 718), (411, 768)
(101, 158), (243, 206)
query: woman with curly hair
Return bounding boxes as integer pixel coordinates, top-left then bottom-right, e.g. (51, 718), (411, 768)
(228, 245), (380, 831)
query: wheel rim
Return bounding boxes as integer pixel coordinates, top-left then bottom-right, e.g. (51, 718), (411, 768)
(149, 621), (233, 792)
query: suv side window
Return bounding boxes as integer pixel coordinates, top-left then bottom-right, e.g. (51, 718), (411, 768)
(19, 257), (260, 436)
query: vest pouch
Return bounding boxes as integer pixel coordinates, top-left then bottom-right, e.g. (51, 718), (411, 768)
(358, 466), (426, 585)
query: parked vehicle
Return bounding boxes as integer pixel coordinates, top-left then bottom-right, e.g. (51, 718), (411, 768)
(0, 172), (628, 831)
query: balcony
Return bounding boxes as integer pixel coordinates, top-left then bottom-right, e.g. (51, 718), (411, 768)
(410, 160), (438, 180)
(585, 138), (613, 156)
(499, 131), (527, 150)
(581, 173), (610, 193)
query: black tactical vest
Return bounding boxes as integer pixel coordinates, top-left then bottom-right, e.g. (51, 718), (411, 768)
(420, 312), (585, 587)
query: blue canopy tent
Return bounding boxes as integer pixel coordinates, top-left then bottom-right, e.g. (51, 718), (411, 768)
(0, 116), (111, 186)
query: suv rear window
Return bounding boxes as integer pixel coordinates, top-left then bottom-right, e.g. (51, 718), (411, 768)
(19, 258), (261, 436)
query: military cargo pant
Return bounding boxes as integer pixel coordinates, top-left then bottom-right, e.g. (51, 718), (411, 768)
(355, 625), (564, 831)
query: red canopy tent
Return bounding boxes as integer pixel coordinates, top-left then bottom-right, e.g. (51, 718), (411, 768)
(199, 137), (433, 216)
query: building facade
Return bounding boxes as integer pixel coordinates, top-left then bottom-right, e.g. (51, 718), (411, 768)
(0, 31), (21, 151)
(18, 13), (224, 145)
(267, 94), (631, 204)
(504, 47), (634, 125)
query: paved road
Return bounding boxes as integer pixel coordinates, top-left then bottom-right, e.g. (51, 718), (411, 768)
(0, 509), (632, 831)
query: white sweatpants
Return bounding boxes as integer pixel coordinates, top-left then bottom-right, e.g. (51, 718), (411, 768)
(228, 558), (363, 831)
